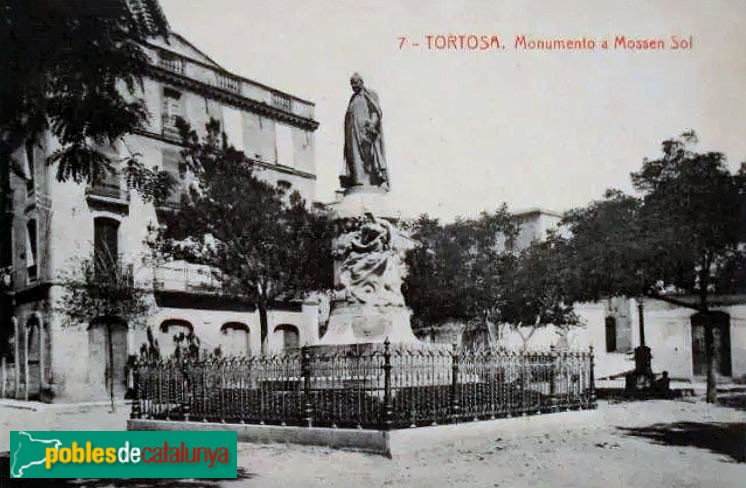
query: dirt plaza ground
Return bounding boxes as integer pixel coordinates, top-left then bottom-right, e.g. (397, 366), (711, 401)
(1, 397), (744, 487)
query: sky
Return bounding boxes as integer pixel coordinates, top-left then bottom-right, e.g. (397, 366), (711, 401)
(158, 0), (746, 221)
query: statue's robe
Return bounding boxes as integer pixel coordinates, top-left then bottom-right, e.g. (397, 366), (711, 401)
(343, 88), (388, 188)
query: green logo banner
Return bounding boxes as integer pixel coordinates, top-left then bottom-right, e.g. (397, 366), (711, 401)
(9, 431), (237, 479)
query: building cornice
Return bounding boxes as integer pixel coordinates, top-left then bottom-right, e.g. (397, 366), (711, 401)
(132, 130), (317, 181)
(512, 207), (564, 219)
(145, 40), (316, 108)
(145, 65), (320, 132)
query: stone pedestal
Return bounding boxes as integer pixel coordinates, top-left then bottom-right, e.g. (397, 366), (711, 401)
(328, 186), (401, 220)
(320, 304), (418, 345)
(318, 187), (420, 346)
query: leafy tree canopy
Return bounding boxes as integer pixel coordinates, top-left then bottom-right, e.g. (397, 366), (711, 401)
(403, 206), (577, 334)
(0, 0), (170, 190)
(150, 120), (334, 353)
(562, 131), (746, 307)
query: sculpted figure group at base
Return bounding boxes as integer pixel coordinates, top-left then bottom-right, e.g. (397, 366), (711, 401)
(332, 214), (410, 308)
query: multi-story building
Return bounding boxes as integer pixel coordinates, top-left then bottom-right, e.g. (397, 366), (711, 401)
(1, 2), (322, 402)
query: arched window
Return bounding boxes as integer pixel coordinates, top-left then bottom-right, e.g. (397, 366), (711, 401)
(274, 324), (299, 350)
(159, 319), (194, 358)
(220, 322), (251, 357)
(605, 316), (617, 353)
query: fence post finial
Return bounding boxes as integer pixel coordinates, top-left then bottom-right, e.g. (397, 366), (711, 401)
(383, 337), (393, 430)
(130, 358), (141, 420)
(450, 341), (460, 424)
(549, 344), (557, 412)
(301, 344), (313, 427)
(588, 345), (596, 408)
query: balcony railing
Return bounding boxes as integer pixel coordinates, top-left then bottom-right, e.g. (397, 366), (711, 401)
(88, 179), (129, 203)
(153, 49), (314, 119)
(161, 115), (182, 140)
(215, 72), (241, 94)
(7, 263), (50, 290)
(159, 54), (185, 75)
(91, 261), (135, 288)
(271, 92), (293, 111)
(153, 261), (221, 293)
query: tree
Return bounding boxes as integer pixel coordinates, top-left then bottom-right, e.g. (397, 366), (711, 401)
(56, 248), (153, 410)
(404, 206), (577, 348)
(561, 190), (654, 301)
(150, 120), (333, 355)
(499, 235), (579, 351)
(403, 214), (474, 329)
(403, 208), (517, 333)
(634, 132), (745, 401)
(1, 0), (171, 355)
(0, 0), (170, 240)
(562, 132), (746, 402)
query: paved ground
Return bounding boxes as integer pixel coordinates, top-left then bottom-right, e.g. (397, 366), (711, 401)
(1, 397), (744, 487)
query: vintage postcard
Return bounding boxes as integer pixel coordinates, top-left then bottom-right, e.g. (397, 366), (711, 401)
(1, 1), (744, 486)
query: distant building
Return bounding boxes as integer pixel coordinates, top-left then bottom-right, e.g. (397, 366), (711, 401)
(509, 207), (564, 251)
(422, 208), (746, 382)
(1, 1), (321, 402)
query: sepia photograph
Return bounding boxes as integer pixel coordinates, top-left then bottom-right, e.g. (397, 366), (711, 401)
(1, 0), (745, 486)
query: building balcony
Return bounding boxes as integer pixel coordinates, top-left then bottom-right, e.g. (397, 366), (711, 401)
(5, 263), (51, 291)
(152, 49), (315, 120)
(87, 180), (130, 201)
(158, 53), (185, 75)
(86, 180), (130, 214)
(161, 115), (182, 141)
(216, 72), (241, 94)
(90, 261), (135, 289)
(153, 260), (221, 294)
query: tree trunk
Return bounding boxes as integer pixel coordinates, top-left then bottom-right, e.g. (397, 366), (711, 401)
(703, 317), (717, 403)
(0, 149), (12, 268)
(259, 304), (269, 356)
(106, 322), (116, 412)
(1, 147), (17, 358)
(637, 299), (646, 347)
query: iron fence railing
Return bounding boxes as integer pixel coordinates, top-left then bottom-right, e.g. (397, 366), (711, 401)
(130, 341), (596, 430)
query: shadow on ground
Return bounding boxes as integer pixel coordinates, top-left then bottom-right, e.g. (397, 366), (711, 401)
(0, 454), (254, 487)
(617, 421), (746, 463)
(718, 394), (746, 412)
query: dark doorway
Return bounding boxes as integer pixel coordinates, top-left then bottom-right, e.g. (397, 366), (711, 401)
(691, 312), (732, 377)
(605, 316), (617, 352)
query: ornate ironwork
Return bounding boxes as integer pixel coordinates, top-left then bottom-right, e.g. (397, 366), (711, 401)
(131, 344), (595, 430)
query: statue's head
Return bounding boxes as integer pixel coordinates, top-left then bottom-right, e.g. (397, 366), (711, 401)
(350, 72), (364, 93)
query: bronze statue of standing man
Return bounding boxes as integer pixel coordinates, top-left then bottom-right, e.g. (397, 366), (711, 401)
(342, 73), (389, 190)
